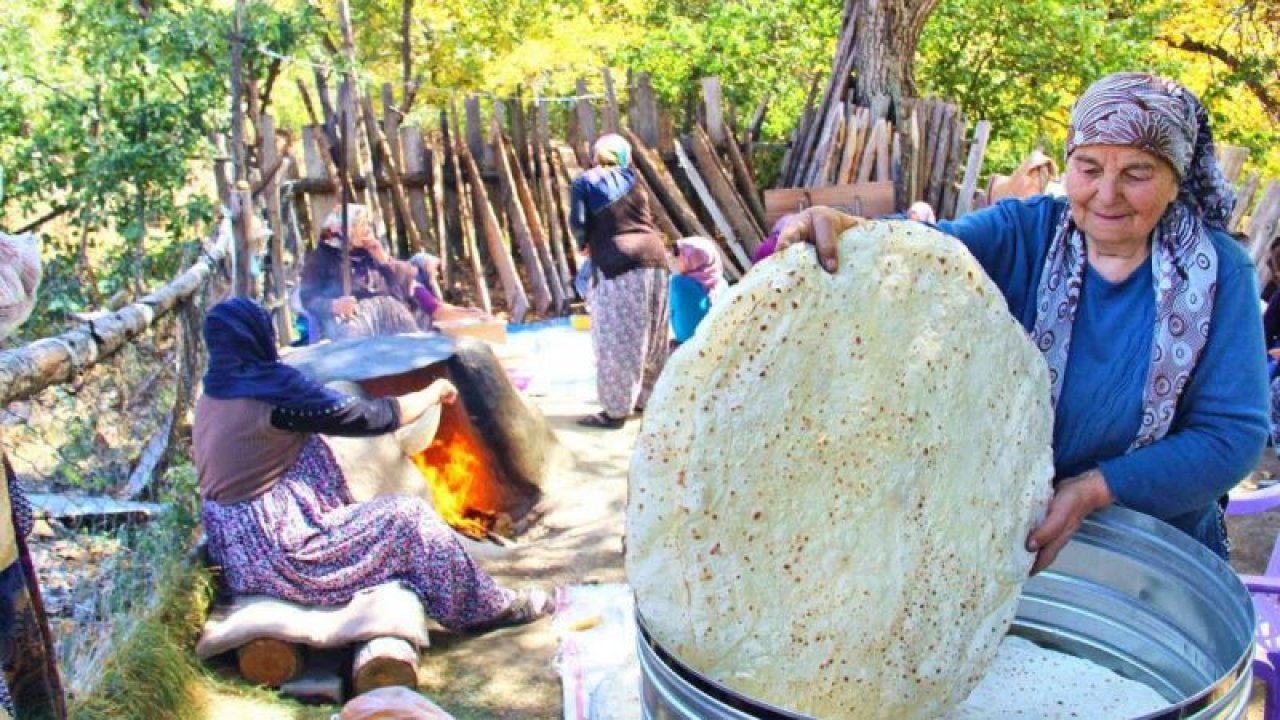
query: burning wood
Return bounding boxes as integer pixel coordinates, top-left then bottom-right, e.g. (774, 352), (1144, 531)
(410, 420), (504, 540)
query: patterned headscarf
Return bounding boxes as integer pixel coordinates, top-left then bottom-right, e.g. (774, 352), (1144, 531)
(676, 236), (725, 297)
(593, 134), (632, 169)
(1033, 72), (1233, 450)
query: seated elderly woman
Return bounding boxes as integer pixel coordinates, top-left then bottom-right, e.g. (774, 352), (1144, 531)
(775, 72), (1269, 572)
(299, 204), (427, 340)
(193, 298), (551, 631)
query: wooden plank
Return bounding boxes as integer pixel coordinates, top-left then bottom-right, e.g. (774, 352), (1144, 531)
(780, 73), (822, 187)
(361, 96), (422, 252)
(672, 138), (751, 274)
(448, 111), (489, 310)
(622, 128), (711, 239)
(492, 127), (552, 315)
(689, 127), (763, 251)
(259, 114), (292, 340)
(29, 493), (164, 522)
(1216, 144), (1250, 186)
(575, 77), (597, 149)
(701, 77), (726, 148)
(791, 18), (857, 187)
(747, 94), (770, 144)
(763, 181), (897, 228)
(1229, 172), (1261, 233)
(722, 128), (768, 230)
(873, 117), (892, 182)
(925, 105), (955, 212)
(634, 170), (681, 242)
(400, 127), (437, 259)
(536, 103), (574, 295)
(806, 104), (845, 188)
(547, 145), (582, 281)
(954, 120), (991, 218)
(1247, 181), (1280, 273)
(505, 139), (564, 312)
(628, 72), (661, 150)
(601, 68), (621, 133)
(856, 119), (885, 183)
(465, 95), (486, 170)
(460, 143), (528, 322)
(835, 107), (862, 186)
(940, 110), (967, 219)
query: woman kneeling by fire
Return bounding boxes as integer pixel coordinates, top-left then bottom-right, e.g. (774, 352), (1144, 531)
(193, 298), (553, 631)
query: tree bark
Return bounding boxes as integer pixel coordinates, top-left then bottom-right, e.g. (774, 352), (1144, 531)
(847, 0), (940, 104)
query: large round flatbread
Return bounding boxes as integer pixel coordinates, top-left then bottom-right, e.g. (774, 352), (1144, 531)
(626, 221), (1055, 718)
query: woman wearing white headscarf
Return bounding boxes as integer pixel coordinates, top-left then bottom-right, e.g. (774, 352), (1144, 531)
(299, 204), (422, 340)
(569, 133), (670, 429)
(775, 72), (1268, 571)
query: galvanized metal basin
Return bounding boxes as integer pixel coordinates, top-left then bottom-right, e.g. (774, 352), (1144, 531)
(637, 506), (1255, 719)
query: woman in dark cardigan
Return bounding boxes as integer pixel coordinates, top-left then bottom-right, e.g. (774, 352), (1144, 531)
(569, 134), (671, 429)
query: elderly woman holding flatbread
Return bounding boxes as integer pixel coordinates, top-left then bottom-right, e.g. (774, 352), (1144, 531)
(776, 72), (1268, 573)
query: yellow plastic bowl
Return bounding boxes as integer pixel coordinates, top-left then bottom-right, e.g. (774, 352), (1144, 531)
(570, 314), (591, 331)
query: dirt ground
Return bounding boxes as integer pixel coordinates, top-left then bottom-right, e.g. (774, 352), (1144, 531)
(200, 324), (1280, 719)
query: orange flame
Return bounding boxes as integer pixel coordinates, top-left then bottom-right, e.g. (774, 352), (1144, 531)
(410, 420), (504, 539)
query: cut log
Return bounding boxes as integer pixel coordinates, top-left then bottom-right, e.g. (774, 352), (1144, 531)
(352, 636), (419, 695)
(237, 638), (303, 687)
(493, 128), (552, 315)
(622, 128), (711, 239)
(462, 143), (529, 322)
(672, 139), (750, 275)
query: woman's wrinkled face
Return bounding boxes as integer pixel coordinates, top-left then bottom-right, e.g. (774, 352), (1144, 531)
(1064, 145), (1180, 248)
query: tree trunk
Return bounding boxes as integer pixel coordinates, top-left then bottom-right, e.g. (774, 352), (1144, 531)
(847, 0), (940, 104)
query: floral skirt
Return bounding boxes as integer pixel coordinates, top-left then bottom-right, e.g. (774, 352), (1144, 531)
(201, 437), (511, 631)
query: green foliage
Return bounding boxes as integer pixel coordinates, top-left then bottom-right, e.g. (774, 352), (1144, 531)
(615, 0), (840, 140)
(917, 0), (1176, 171)
(0, 0), (319, 336)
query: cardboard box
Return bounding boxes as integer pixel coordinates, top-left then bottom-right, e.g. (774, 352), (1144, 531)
(435, 318), (508, 345)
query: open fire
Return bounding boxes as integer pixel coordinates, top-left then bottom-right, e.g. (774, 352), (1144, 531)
(410, 416), (510, 540)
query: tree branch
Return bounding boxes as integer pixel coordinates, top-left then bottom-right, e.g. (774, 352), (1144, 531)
(1159, 33), (1280, 122)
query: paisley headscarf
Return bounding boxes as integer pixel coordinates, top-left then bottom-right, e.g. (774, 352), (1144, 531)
(676, 236), (726, 297)
(592, 134), (632, 169)
(1032, 72), (1235, 449)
